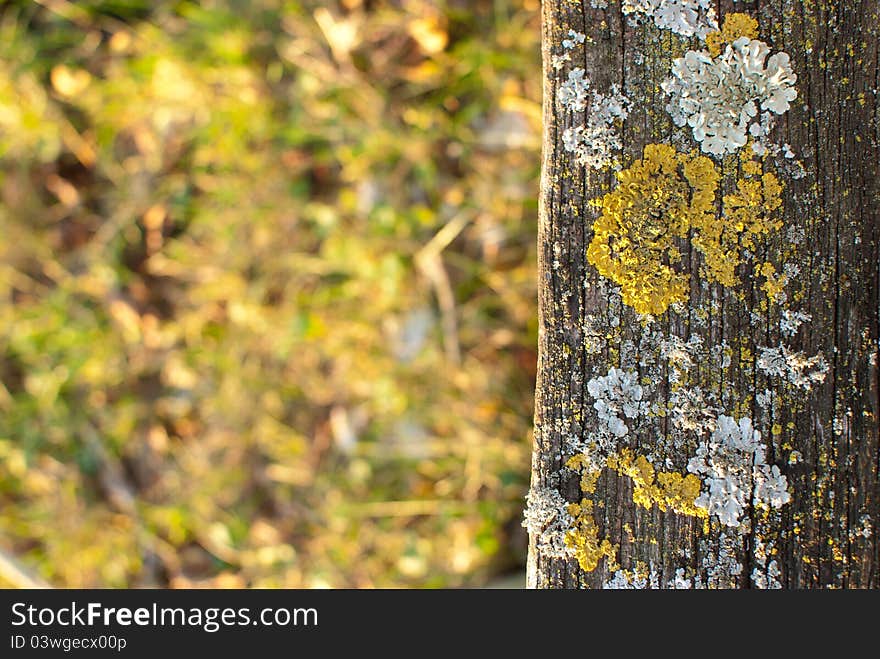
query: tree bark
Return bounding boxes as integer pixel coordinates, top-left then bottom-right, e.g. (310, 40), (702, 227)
(527, 0), (879, 588)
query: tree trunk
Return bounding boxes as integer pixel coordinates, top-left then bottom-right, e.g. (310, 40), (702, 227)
(526, 0), (879, 588)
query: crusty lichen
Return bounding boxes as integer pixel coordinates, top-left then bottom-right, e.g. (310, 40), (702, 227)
(723, 150), (786, 303)
(522, 487), (579, 560)
(564, 498), (619, 573)
(586, 142), (788, 315)
(586, 143), (719, 315)
(607, 449), (708, 521)
(705, 13), (759, 57)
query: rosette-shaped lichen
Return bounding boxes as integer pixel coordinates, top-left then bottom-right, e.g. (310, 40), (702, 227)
(621, 0), (718, 38)
(687, 415), (791, 527)
(662, 36), (797, 156)
(587, 143), (720, 315)
(586, 367), (646, 439)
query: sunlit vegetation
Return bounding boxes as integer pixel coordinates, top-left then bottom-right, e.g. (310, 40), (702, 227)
(0, 0), (541, 588)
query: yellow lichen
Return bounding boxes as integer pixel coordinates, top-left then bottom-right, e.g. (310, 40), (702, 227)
(587, 143), (719, 315)
(724, 154), (786, 304)
(563, 455), (617, 573)
(607, 449), (708, 521)
(564, 499), (618, 573)
(560, 447), (709, 576)
(760, 262), (787, 300)
(563, 447), (712, 575)
(706, 13), (760, 57)
(566, 454), (600, 493)
(588, 143), (784, 314)
(727, 149), (784, 231)
(686, 155), (738, 289)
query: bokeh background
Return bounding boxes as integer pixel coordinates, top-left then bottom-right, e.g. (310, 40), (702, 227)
(0, 0), (541, 588)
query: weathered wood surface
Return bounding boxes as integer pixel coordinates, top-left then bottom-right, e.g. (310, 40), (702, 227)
(527, 0), (878, 588)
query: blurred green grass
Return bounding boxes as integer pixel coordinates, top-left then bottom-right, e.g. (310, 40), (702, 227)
(0, 0), (541, 588)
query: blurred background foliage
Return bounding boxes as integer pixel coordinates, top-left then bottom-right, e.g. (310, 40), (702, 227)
(0, 0), (541, 587)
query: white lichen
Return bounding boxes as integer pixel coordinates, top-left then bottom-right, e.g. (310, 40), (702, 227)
(755, 389), (773, 409)
(757, 345), (829, 390)
(551, 52), (571, 70)
(670, 567), (693, 589)
(782, 262), (801, 279)
(754, 463), (792, 509)
(780, 310), (811, 338)
(560, 69), (631, 171)
(687, 415), (791, 527)
(622, 0), (717, 38)
(522, 487), (575, 560)
(662, 37), (797, 156)
(657, 335), (721, 434)
(562, 30), (586, 50)
(603, 568), (660, 589)
(559, 68), (591, 112)
(586, 367), (647, 441)
(751, 536), (783, 589)
(751, 560), (783, 589)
